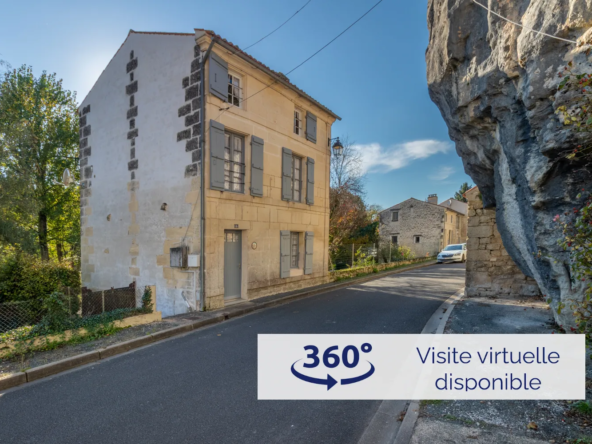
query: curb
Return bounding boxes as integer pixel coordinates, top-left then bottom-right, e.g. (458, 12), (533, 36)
(390, 288), (466, 444)
(0, 260), (438, 393)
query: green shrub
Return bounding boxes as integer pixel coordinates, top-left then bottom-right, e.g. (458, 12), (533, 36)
(41, 291), (71, 331)
(378, 244), (415, 263)
(0, 248), (80, 303)
(141, 286), (154, 313)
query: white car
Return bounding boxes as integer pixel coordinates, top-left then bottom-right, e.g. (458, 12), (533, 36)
(437, 243), (467, 263)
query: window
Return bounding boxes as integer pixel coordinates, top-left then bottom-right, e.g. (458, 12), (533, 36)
(391, 211), (399, 222)
(227, 73), (242, 107)
(294, 110), (303, 136)
(224, 132), (245, 193)
(414, 236), (421, 244)
(448, 230), (452, 244)
(290, 232), (300, 268)
(391, 236), (398, 244)
(292, 155), (302, 202)
(456, 216), (460, 229)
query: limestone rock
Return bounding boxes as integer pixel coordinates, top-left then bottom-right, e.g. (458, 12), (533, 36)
(426, 0), (592, 325)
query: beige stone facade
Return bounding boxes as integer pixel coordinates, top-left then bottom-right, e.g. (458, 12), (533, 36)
(196, 32), (338, 310)
(79, 30), (339, 317)
(465, 187), (540, 298)
(379, 197), (468, 257)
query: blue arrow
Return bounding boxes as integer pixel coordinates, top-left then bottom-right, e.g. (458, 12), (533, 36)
(341, 362), (375, 385)
(291, 361), (338, 390)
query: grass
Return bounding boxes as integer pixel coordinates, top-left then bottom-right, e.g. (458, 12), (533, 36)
(330, 259), (435, 283)
(1, 324), (125, 361)
(572, 401), (592, 417)
(420, 400), (444, 407)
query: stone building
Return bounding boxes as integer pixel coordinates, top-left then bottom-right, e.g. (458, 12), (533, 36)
(464, 187), (540, 298)
(378, 195), (468, 258)
(78, 29), (340, 316)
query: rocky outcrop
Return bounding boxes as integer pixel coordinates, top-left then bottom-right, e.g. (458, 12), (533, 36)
(426, 0), (592, 325)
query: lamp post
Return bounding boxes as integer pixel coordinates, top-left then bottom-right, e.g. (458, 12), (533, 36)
(329, 137), (343, 157)
(58, 156), (79, 186)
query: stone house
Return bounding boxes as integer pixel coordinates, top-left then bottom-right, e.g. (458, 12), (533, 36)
(464, 187), (540, 298)
(378, 195), (468, 258)
(78, 29), (340, 316)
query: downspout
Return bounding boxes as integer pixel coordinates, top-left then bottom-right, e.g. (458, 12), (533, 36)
(199, 38), (216, 311)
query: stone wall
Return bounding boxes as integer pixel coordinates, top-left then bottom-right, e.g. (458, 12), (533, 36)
(426, 0), (592, 324)
(465, 188), (540, 298)
(379, 198), (468, 257)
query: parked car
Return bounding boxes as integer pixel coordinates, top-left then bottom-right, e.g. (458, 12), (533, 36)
(437, 243), (467, 263)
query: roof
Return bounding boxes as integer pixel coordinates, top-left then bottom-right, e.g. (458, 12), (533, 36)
(379, 197), (467, 216)
(82, 29), (341, 121)
(463, 185), (479, 197)
(194, 29), (341, 121)
(438, 198), (468, 215)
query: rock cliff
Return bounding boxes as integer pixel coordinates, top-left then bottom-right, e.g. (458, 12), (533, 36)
(426, 0), (592, 325)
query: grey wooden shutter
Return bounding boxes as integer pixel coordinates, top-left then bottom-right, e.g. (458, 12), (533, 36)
(306, 157), (315, 205)
(280, 231), (291, 278)
(250, 136), (264, 197)
(210, 120), (225, 190)
(209, 52), (228, 102)
(306, 112), (317, 143)
(304, 231), (314, 275)
(281, 147), (293, 201)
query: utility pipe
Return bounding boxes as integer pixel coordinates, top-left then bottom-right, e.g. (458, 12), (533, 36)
(199, 38), (216, 311)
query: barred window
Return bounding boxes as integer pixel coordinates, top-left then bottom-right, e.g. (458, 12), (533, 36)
(224, 132), (245, 193)
(290, 232), (300, 268)
(292, 155), (302, 202)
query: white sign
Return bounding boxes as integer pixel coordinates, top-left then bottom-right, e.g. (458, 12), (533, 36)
(258, 334), (584, 400)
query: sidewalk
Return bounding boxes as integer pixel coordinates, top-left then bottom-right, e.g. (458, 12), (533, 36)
(410, 294), (592, 444)
(1, 259), (436, 390)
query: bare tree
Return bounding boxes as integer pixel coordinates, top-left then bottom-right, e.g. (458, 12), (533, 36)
(330, 136), (365, 196)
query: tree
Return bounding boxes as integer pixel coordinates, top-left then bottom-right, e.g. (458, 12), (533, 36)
(330, 136), (365, 196)
(329, 137), (369, 264)
(454, 182), (472, 203)
(329, 187), (368, 264)
(0, 65), (79, 261)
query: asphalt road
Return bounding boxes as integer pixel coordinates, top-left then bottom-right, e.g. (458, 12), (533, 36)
(1, 263), (465, 444)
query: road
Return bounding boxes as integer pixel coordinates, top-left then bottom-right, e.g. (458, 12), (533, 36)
(1, 263), (465, 444)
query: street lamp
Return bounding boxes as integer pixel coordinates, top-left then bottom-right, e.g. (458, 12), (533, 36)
(62, 168), (73, 186)
(330, 137), (343, 157)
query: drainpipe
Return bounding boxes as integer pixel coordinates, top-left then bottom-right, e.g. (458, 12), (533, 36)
(199, 38), (216, 311)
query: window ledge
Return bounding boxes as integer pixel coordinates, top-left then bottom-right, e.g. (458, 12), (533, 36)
(290, 268), (304, 278)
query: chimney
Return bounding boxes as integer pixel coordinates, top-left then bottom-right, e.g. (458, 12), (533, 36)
(427, 194), (438, 204)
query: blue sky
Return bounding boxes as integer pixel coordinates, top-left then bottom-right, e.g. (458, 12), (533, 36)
(0, 0), (472, 209)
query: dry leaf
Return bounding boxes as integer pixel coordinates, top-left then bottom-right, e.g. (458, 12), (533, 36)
(527, 422), (538, 430)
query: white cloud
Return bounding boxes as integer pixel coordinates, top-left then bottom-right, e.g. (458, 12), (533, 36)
(430, 166), (455, 181)
(355, 140), (452, 174)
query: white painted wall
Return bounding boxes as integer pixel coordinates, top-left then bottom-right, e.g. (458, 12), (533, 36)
(80, 32), (199, 317)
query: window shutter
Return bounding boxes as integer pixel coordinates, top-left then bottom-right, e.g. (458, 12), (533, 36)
(250, 136), (264, 197)
(281, 147), (293, 201)
(306, 157), (315, 205)
(210, 120), (225, 190)
(306, 112), (317, 143)
(280, 231), (291, 278)
(209, 52), (228, 102)
(304, 231), (314, 275)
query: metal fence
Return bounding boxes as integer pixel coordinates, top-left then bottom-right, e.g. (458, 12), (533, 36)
(0, 300), (45, 333)
(330, 242), (417, 270)
(0, 283), (138, 334)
